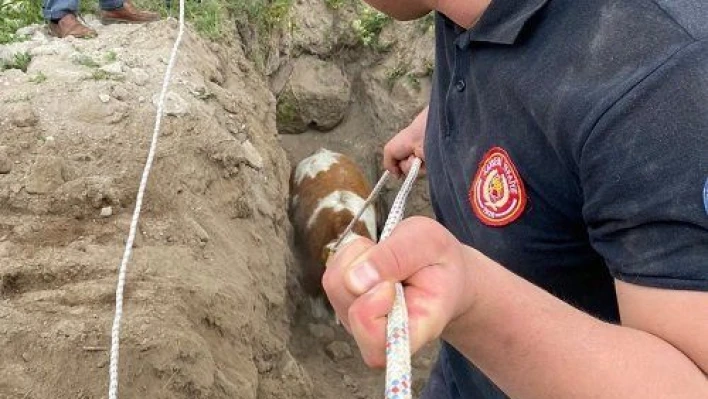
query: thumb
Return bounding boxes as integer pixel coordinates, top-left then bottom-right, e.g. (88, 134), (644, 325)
(344, 217), (457, 295)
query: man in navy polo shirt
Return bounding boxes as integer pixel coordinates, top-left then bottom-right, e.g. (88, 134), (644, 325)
(323, 0), (708, 398)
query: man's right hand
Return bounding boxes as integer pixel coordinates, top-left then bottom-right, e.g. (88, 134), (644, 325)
(383, 106), (428, 178)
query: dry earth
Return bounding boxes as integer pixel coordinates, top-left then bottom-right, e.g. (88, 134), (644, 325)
(0, 3), (438, 398)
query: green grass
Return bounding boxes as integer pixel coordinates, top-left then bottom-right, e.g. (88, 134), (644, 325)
(87, 69), (124, 81)
(416, 11), (434, 33)
(1, 51), (32, 72)
(104, 50), (117, 63)
(71, 53), (100, 68)
(352, 5), (392, 50)
(422, 58), (434, 76)
(384, 64), (407, 89)
(324, 0), (346, 9)
(0, 0), (43, 44)
(28, 71), (46, 83)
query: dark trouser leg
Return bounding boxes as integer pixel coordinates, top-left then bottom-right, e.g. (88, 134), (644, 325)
(99, 0), (123, 11)
(42, 0), (79, 20)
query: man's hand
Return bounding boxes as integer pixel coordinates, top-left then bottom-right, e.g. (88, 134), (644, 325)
(383, 106), (428, 178)
(323, 216), (473, 367)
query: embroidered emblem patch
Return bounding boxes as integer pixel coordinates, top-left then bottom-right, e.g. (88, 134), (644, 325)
(469, 147), (527, 227)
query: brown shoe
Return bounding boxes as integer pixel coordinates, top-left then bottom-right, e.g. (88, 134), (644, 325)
(48, 14), (98, 38)
(100, 0), (160, 24)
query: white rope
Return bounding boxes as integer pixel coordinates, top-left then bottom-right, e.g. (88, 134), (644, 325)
(331, 158), (422, 399)
(107, 2), (185, 397)
(381, 158), (420, 399)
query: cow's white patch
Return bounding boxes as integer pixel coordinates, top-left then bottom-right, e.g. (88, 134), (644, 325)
(306, 190), (377, 241)
(294, 148), (340, 186)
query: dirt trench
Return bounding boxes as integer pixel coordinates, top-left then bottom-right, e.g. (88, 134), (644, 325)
(0, 7), (438, 399)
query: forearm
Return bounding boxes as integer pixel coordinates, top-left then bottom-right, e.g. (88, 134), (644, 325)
(444, 247), (708, 399)
(363, 0), (433, 21)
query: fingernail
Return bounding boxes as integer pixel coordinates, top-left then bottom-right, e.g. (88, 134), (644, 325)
(349, 262), (380, 294)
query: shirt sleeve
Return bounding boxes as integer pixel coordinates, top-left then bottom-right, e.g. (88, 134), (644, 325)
(580, 39), (708, 291)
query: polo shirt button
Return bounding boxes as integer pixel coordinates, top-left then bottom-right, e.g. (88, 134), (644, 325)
(455, 79), (466, 92)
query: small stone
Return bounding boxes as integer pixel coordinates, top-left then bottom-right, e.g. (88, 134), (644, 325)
(130, 68), (150, 86)
(16, 25), (39, 37)
(0, 146), (12, 174)
(43, 136), (56, 148)
(21, 352), (30, 362)
(342, 374), (358, 389)
(308, 323), (335, 342)
(100, 61), (123, 75)
(9, 103), (39, 128)
(0, 241), (11, 258)
(325, 341), (353, 361)
(241, 140), (263, 170)
(235, 132), (248, 143)
(188, 218), (209, 243)
(99, 94), (110, 103)
(100, 206), (113, 218)
(71, 153), (93, 162)
(110, 85), (130, 101)
(153, 91), (189, 116)
(25, 156), (65, 194)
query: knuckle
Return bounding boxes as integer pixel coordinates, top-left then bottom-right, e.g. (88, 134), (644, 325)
(348, 298), (364, 323)
(321, 269), (335, 294)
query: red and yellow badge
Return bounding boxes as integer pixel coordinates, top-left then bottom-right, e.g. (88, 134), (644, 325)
(469, 147), (527, 227)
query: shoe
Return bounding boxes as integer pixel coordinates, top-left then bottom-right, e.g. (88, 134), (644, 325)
(48, 13), (98, 38)
(100, 0), (160, 24)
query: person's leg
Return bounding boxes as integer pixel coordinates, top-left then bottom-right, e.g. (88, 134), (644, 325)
(42, 0), (79, 21)
(44, 0), (97, 38)
(99, 0), (159, 24)
(98, 0), (122, 12)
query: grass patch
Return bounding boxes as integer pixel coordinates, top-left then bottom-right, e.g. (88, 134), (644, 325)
(352, 5), (392, 50)
(1, 51), (32, 72)
(416, 11), (435, 33)
(28, 71), (46, 83)
(405, 73), (420, 91)
(324, 0), (346, 9)
(71, 53), (100, 68)
(422, 58), (434, 76)
(384, 64), (407, 89)
(0, 0), (43, 44)
(87, 69), (124, 81)
(104, 50), (117, 63)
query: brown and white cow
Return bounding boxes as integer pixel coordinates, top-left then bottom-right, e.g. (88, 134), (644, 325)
(290, 148), (377, 318)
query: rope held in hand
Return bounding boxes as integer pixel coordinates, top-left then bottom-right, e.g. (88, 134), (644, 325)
(108, 2), (185, 397)
(334, 158), (422, 399)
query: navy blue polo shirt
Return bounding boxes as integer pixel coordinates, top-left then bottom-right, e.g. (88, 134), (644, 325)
(423, 0), (708, 397)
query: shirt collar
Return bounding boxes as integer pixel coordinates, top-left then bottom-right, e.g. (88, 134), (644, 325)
(454, 0), (551, 46)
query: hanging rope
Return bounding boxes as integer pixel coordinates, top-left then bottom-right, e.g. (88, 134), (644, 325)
(107, 1), (185, 397)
